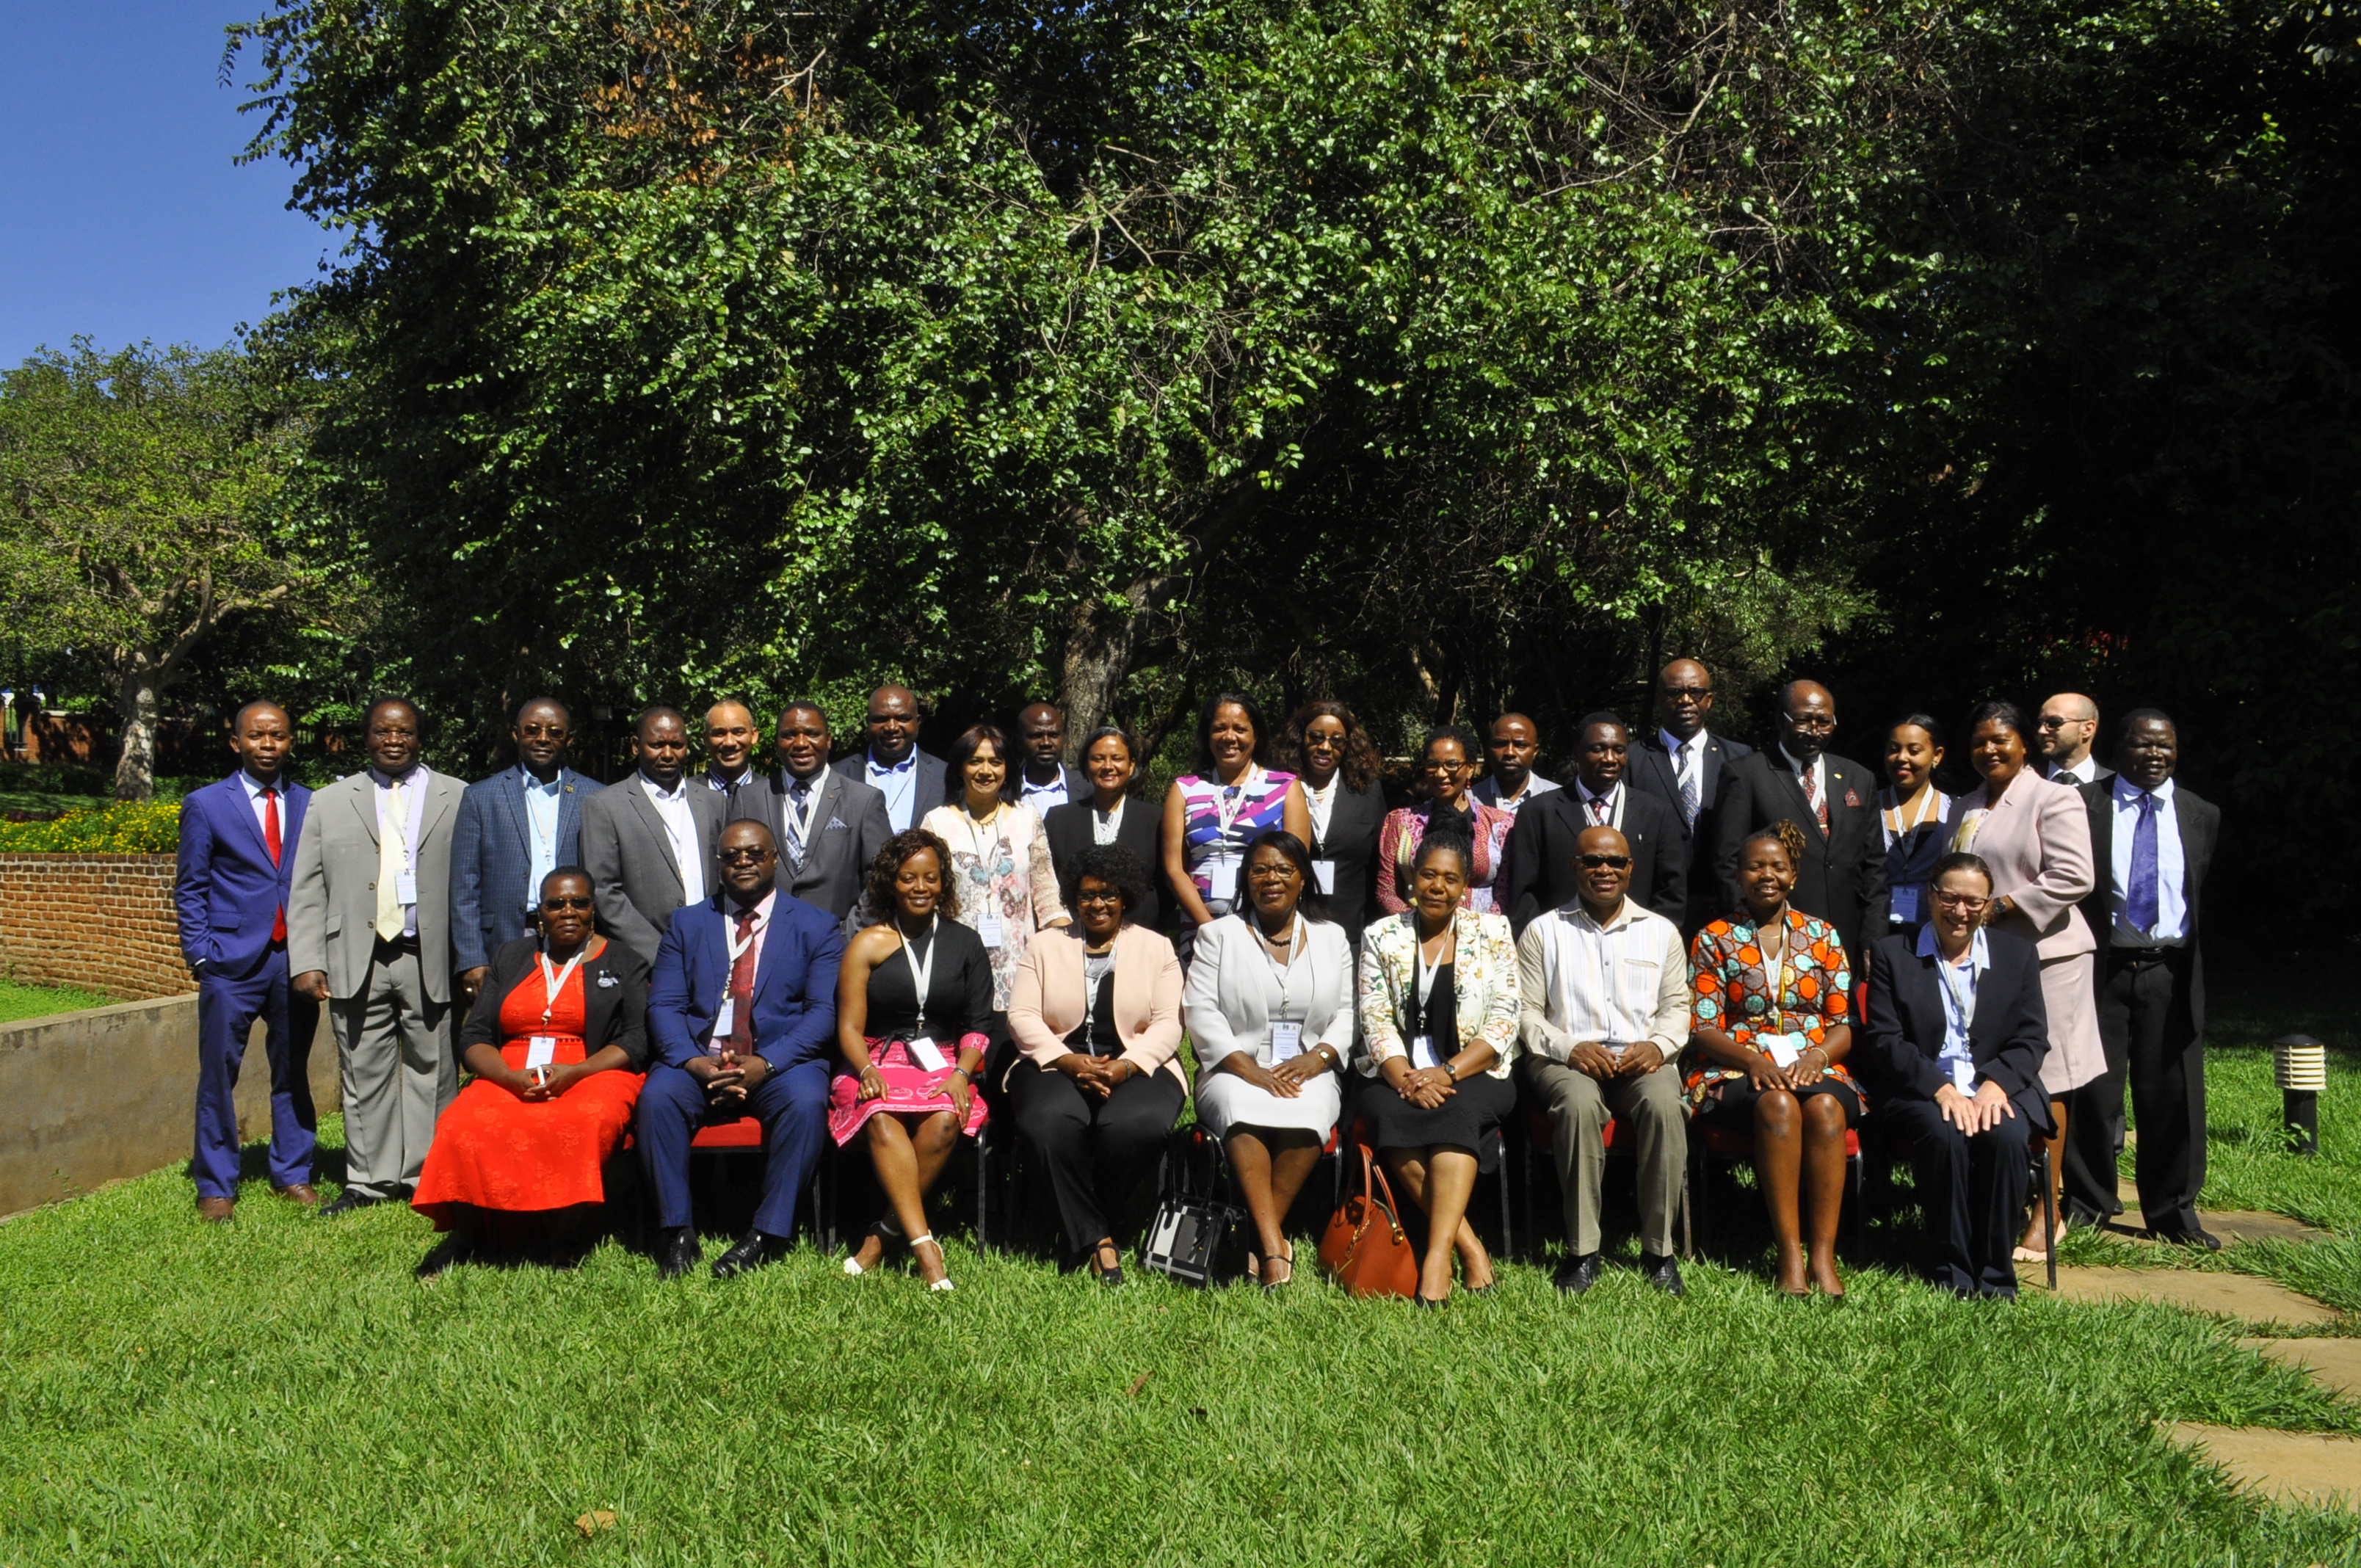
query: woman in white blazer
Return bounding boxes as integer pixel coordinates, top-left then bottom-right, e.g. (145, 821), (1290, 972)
(1183, 830), (1354, 1291)
(1951, 698), (2103, 1261)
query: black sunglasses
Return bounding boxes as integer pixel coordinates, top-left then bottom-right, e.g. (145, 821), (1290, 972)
(540, 894), (595, 911)
(717, 846), (773, 865)
(1576, 854), (1632, 869)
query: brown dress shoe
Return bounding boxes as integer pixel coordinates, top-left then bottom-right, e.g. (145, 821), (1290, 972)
(272, 1183), (321, 1206)
(197, 1196), (236, 1222)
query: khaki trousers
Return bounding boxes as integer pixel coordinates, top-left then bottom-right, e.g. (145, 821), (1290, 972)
(1517, 1055), (1686, 1258)
(331, 944), (454, 1199)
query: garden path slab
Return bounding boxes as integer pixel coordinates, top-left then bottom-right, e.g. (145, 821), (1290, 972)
(2243, 1338), (2361, 1402)
(2161, 1423), (2361, 1511)
(2032, 1266), (2341, 1325)
(2103, 1199), (2332, 1245)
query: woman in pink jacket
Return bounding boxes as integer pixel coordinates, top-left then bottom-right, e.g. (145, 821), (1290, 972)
(1951, 699), (2105, 1261)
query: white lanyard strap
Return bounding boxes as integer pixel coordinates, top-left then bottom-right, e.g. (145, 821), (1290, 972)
(786, 765), (828, 848)
(899, 917), (938, 1028)
(1761, 915), (1796, 1030)
(1259, 912), (1306, 1013)
(1213, 766), (1262, 843)
(1937, 950), (1977, 1031)
(1414, 919), (1451, 1005)
(1882, 786), (1939, 846)
(536, 945), (587, 1026)
(727, 907), (765, 962)
(961, 804), (1009, 868)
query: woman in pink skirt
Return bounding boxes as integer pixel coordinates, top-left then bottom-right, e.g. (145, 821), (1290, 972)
(830, 829), (993, 1290)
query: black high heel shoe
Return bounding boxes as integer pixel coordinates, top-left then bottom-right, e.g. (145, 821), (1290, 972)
(1088, 1239), (1126, 1288)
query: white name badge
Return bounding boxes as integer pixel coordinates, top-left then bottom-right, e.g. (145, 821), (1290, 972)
(1203, 856), (1238, 904)
(979, 914), (1006, 949)
(1949, 1059), (1977, 1092)
(396, 869), (418, 904)
(525, 1036), (557, 1069)
(1764, 1034), (1804, 1068)
(1311, 860), (1338, 896)
(1409, 1034), (1441, 1071)
(1891, 884), (1921, 925)
(1268, 1021), (1303, 1061)
(710, 998), (735, 1041)
(907, 1036), (947, 1072)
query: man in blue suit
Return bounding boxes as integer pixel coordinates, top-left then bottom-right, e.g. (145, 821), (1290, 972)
(638, 818), (845, 1279)
(450, 697), (602, 1001)
(174, 700), (319, 1220)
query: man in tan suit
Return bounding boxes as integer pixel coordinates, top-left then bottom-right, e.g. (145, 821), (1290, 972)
(289, 697), (464, 1216)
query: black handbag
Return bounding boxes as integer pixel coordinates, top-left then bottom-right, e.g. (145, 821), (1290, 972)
(1139, 1133), (1247, 1288)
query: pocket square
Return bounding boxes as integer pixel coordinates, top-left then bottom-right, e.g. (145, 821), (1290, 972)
(1843, 789), (1861, 807)
(825, 816), (848, 830)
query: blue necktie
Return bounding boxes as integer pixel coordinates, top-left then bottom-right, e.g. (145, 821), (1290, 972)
(786, 780), (810, 867)
(2126, 792), (2159, 934)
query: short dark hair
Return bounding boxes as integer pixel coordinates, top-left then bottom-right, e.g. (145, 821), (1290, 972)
(1889, 712), (1946, 750)
(944, 723), (1009, 802)
(1421, 725), (1481, 763)
(230, 699), (289, 734)
(537, 865), (592, 901)
(1928, 851), (1994, 892)
(1413, 806), (1477, 876)
(634, 704), (686, 737)
(1575, 711), (1628, 741)
(1964, 698), (2034, 752)
(1062, 843), (1151, 922)
(777, 700), (829, 731)
(2117, 706), (2176, 745)
(863, 828), (960, 923)
(1738, 819), (1807, 873)
(363, 695), (421, 728)
(1241, 828), (1330, 923)
(1192, 692), (1276, 777)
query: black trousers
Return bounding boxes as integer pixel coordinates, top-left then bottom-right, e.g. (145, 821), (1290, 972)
(1007, 1059), (1184, 1261)
(1883, 1095), (2033, 1298)
(2064, 950), (2205, 1235)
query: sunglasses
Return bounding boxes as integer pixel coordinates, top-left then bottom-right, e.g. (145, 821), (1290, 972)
(717, 847), (773, 865)
(1576, 854), (1631, 869)
(540, 895), (595, 911)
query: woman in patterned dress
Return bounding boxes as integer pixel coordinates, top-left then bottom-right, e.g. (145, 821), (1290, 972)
(1159, 691), (1310, 965)
(1689, 819), (1862, 1299)
(1375, 726), (1514, 916)
(918, 725), (1069, 1032)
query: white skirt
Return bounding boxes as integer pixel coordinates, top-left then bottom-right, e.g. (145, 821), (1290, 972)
(1195, 1063), (1343, 1140)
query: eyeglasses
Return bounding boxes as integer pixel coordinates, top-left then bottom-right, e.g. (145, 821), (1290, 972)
(1421, 758), (1472, 773)
(1661, 686), (1712, 700)
(1931, 892), (1990, 912)
(1784, 715), (1836, 733)
(2035, 716), (2072, 729)
(1576, 854), (1631, 869)
(717, 847), (773, 865)
(1074, 888), (1125, 906)
(540, 895), (594, 911)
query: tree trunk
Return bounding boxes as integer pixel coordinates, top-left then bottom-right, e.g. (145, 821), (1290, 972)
(113, 664), (162, 802)
(1059, 590), (1145, 757)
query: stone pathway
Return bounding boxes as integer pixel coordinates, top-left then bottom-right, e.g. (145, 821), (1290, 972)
(2105, 1176), (2334, 1245)
(2244, 1337), (2361, 1402)
(2161, 1423), (2361, 1512)
(2028, 1265), (2343, 1325)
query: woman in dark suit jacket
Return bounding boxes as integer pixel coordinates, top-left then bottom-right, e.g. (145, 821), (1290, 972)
(1279, 701), (1388, 951)
(1042, 726), (1164, 933)
(1863, 851), (2053, 1299)
(412, 866), (649, 1277)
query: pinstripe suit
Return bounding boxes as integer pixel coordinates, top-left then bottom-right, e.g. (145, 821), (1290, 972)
(449, 765), (603, 971)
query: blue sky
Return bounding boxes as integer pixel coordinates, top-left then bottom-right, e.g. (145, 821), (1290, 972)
(0, 1), (333, 366)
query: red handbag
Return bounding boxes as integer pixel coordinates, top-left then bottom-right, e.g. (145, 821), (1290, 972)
(1317, 1143), (1420, 1299)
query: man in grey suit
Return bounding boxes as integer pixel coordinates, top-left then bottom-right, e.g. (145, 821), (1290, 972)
(1004, 700), (1089, 813)
(451, 696), (603, 1000)
(858, 684), (946, 832)
(733, 701), (893, 923)
(580, 705), (725, 970)
(289, 697), (465, 1216)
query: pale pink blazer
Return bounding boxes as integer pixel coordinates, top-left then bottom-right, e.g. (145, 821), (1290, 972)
(1959, 769), (2096, 959)
(1006, 923), (1188, 1089)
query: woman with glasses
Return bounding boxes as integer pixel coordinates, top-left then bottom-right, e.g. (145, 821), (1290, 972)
(1042, 725), (1164, 934)
(1948, 697), (2102, 1263)
(830, 830), (994, 1290)
(1376, 726), (1512, 916)
(1183, 830), (1354, 1290)
(411, 867), (649, 1277)
(1006, 846), (1188, 1284)
(920, 724), (1069, 1029)
(1161, 692), (1311, 965)
(1277, 700), (1388, 949)
(1879, 714), (1959, 939)
(1863, 852), (2054, 1298)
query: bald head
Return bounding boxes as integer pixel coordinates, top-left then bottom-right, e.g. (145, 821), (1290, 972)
(866, 685), (919, 767)
(704, 700), (758, 780)
(2037, 692), (2100, 770)
(1655, 658), (1715, 741)
(1775, 680), (1837, 762)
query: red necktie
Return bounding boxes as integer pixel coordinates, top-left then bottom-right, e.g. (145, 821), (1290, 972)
(723, 910), (760, 1052)
(263, 788), (287, 942)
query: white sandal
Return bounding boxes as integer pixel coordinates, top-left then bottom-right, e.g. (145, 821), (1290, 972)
(910, 1233), (955, 1292)
(844, 1219), (902, 1276)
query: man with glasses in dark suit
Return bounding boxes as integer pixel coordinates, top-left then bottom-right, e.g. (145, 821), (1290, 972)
(1628, 658), (1752, 936)
(1711, 679), (1887, 960)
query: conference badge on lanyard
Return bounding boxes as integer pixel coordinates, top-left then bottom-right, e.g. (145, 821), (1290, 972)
(711, 911), (761, 1047)
(529, 945), (584, 1084)
(900, 918), (949, 1070)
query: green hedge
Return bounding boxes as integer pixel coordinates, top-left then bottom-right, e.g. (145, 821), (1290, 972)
(0, 799), (182, 853)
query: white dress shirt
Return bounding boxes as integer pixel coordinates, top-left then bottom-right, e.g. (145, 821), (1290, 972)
(639, 772), (706, 905)
(2109, 775), (2188, 943)
(1474, 772), (1559, 813)
(520, 766), (562, 909)
(1918, 921), (1990, 1091)
(1302, 773), (1338, 843)
(2050, 755), (2100, 785)
(239, 769), (285, 841)
(371, 766), (427, 937)
(1660, 729), (1707, 805)
(1777, 744), (1827, 816)
(1516, 897), (1691, 1062)
(866, 749), (920, 832)
(1572, 777), (1625, 831)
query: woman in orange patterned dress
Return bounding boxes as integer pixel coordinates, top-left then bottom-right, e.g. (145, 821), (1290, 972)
(1688, 821), (1861, 1299)
(412, 868), (648, 1277)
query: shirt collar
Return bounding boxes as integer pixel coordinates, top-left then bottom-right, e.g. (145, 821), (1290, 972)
(1777, 744), (1818, 778)
(2113, 774), (2175, 807)
(866, 749), (915, 777)
(1916, 921), (1991, 973)
(517, 764), (562, 794)
(1661, 727), (1701, 758)
(1020, 769), (1066, 794)
(1575, 776), (1620, 805)
(639, 770), (685, 802)
(786, 763), (827, 796)
(728, 888), (778, 924)
(706, 763), (749, 788)
(239, 769), (280, 799)
(369, 764), (421, 789)
(1564, 896), (1636, 933)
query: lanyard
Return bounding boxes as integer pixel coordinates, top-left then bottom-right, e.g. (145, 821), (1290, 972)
(1882, 786), (1940, 848)
(1257, 912), (1306, 1015)
(1093, 798), (1125, 845)
(1213, 766), (1263, 844)
(786, 765), (829, 848)
(535, 944), (587, 1026)
(1581, 783), (1619, 827)
(1936, 947), (1978, 1034)
(1755, 912), (1797, 1029)
(1413, 917), (1452, 1032)
(898, 917), (937, 1029)
(958, 803), (1009, 869)
(1303, 775), (1337, 843)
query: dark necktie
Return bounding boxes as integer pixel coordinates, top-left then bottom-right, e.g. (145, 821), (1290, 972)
(786, 780), (811, 867)
(2126, 793), (2160, 933)
(1676, 741), (1700, 828)
(724, 909), (760, 1052)
(263, 788), (286, 942)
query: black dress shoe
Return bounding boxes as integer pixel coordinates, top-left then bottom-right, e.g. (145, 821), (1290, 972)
(2154, 1226), (2224, 1252)
(1554, 1253), (1602, 1296)
(317, 1190), (383, 1219)
(655, 1226), (704, 1280)
(1639, 1253), (1686, 1297)
(712, 1231), (790, 1279)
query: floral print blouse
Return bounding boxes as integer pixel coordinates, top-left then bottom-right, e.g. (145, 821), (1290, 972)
(1684, 907), (1860, 1111)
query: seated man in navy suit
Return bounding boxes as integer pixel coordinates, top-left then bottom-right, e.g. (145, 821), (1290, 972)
(1863, 851), (2054, 1299)
(639, 818), (846, 1279)
(173, 700), (319, 1220)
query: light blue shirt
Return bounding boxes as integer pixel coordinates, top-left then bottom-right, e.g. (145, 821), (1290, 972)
(866, 749), (919, 832)
(1019, 769), (1073, 813)
(2110, 776), (2188, 943)
(519, 766), (563, 910)
(1917, 921), (1990, 1092)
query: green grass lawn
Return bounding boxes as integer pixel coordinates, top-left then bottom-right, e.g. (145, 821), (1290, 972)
(0, 977), (112, 1024)
(3, 971), (2360, 1564)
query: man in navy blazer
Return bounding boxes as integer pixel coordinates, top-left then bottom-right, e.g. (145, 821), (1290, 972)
(1863, 851), (2054, 1299)
(450, 697), (603, 998)
(637, 818), (845, 1279)
(173, 701), (319, 1219)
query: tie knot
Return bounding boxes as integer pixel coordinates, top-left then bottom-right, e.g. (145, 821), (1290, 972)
(262, 787), (276, 800)
(736, 910), (758, 935)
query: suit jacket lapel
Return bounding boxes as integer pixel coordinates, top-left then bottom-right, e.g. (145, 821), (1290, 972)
(349, 776), (381, 847)
(1701, 739), (1723, 807)
(752, 903), (799, 1009)
(623, 780), (686, 898)
(220, 776), (275, 865)
(418, 774), (460, 841)
(556, 769), (584, 852)
(496, 769), (528, 860)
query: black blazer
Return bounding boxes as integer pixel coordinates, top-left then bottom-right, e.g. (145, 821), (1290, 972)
(2078, 777), (2219, 1035)
(457, 935), (652, 1070)
(1498, 785), (1687, 935)
(1628, 728), (1754, 935)
(1865, 929), (2054, 1135)
(1309, 777), (1388, 949)
(1713, 749), (1889, 959)
(1041, 796), (1165, 934)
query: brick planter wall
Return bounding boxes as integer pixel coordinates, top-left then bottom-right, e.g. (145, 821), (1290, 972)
(0, 854), (189, 1000)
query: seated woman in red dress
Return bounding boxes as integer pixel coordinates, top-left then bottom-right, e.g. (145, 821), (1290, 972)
(413, 867), (649, 1277)
(830, 830), (993, 1290)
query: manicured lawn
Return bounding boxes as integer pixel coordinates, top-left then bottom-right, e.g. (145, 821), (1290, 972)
(0, 978), (112, 1024)
(1, 971), (2358, 1564)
